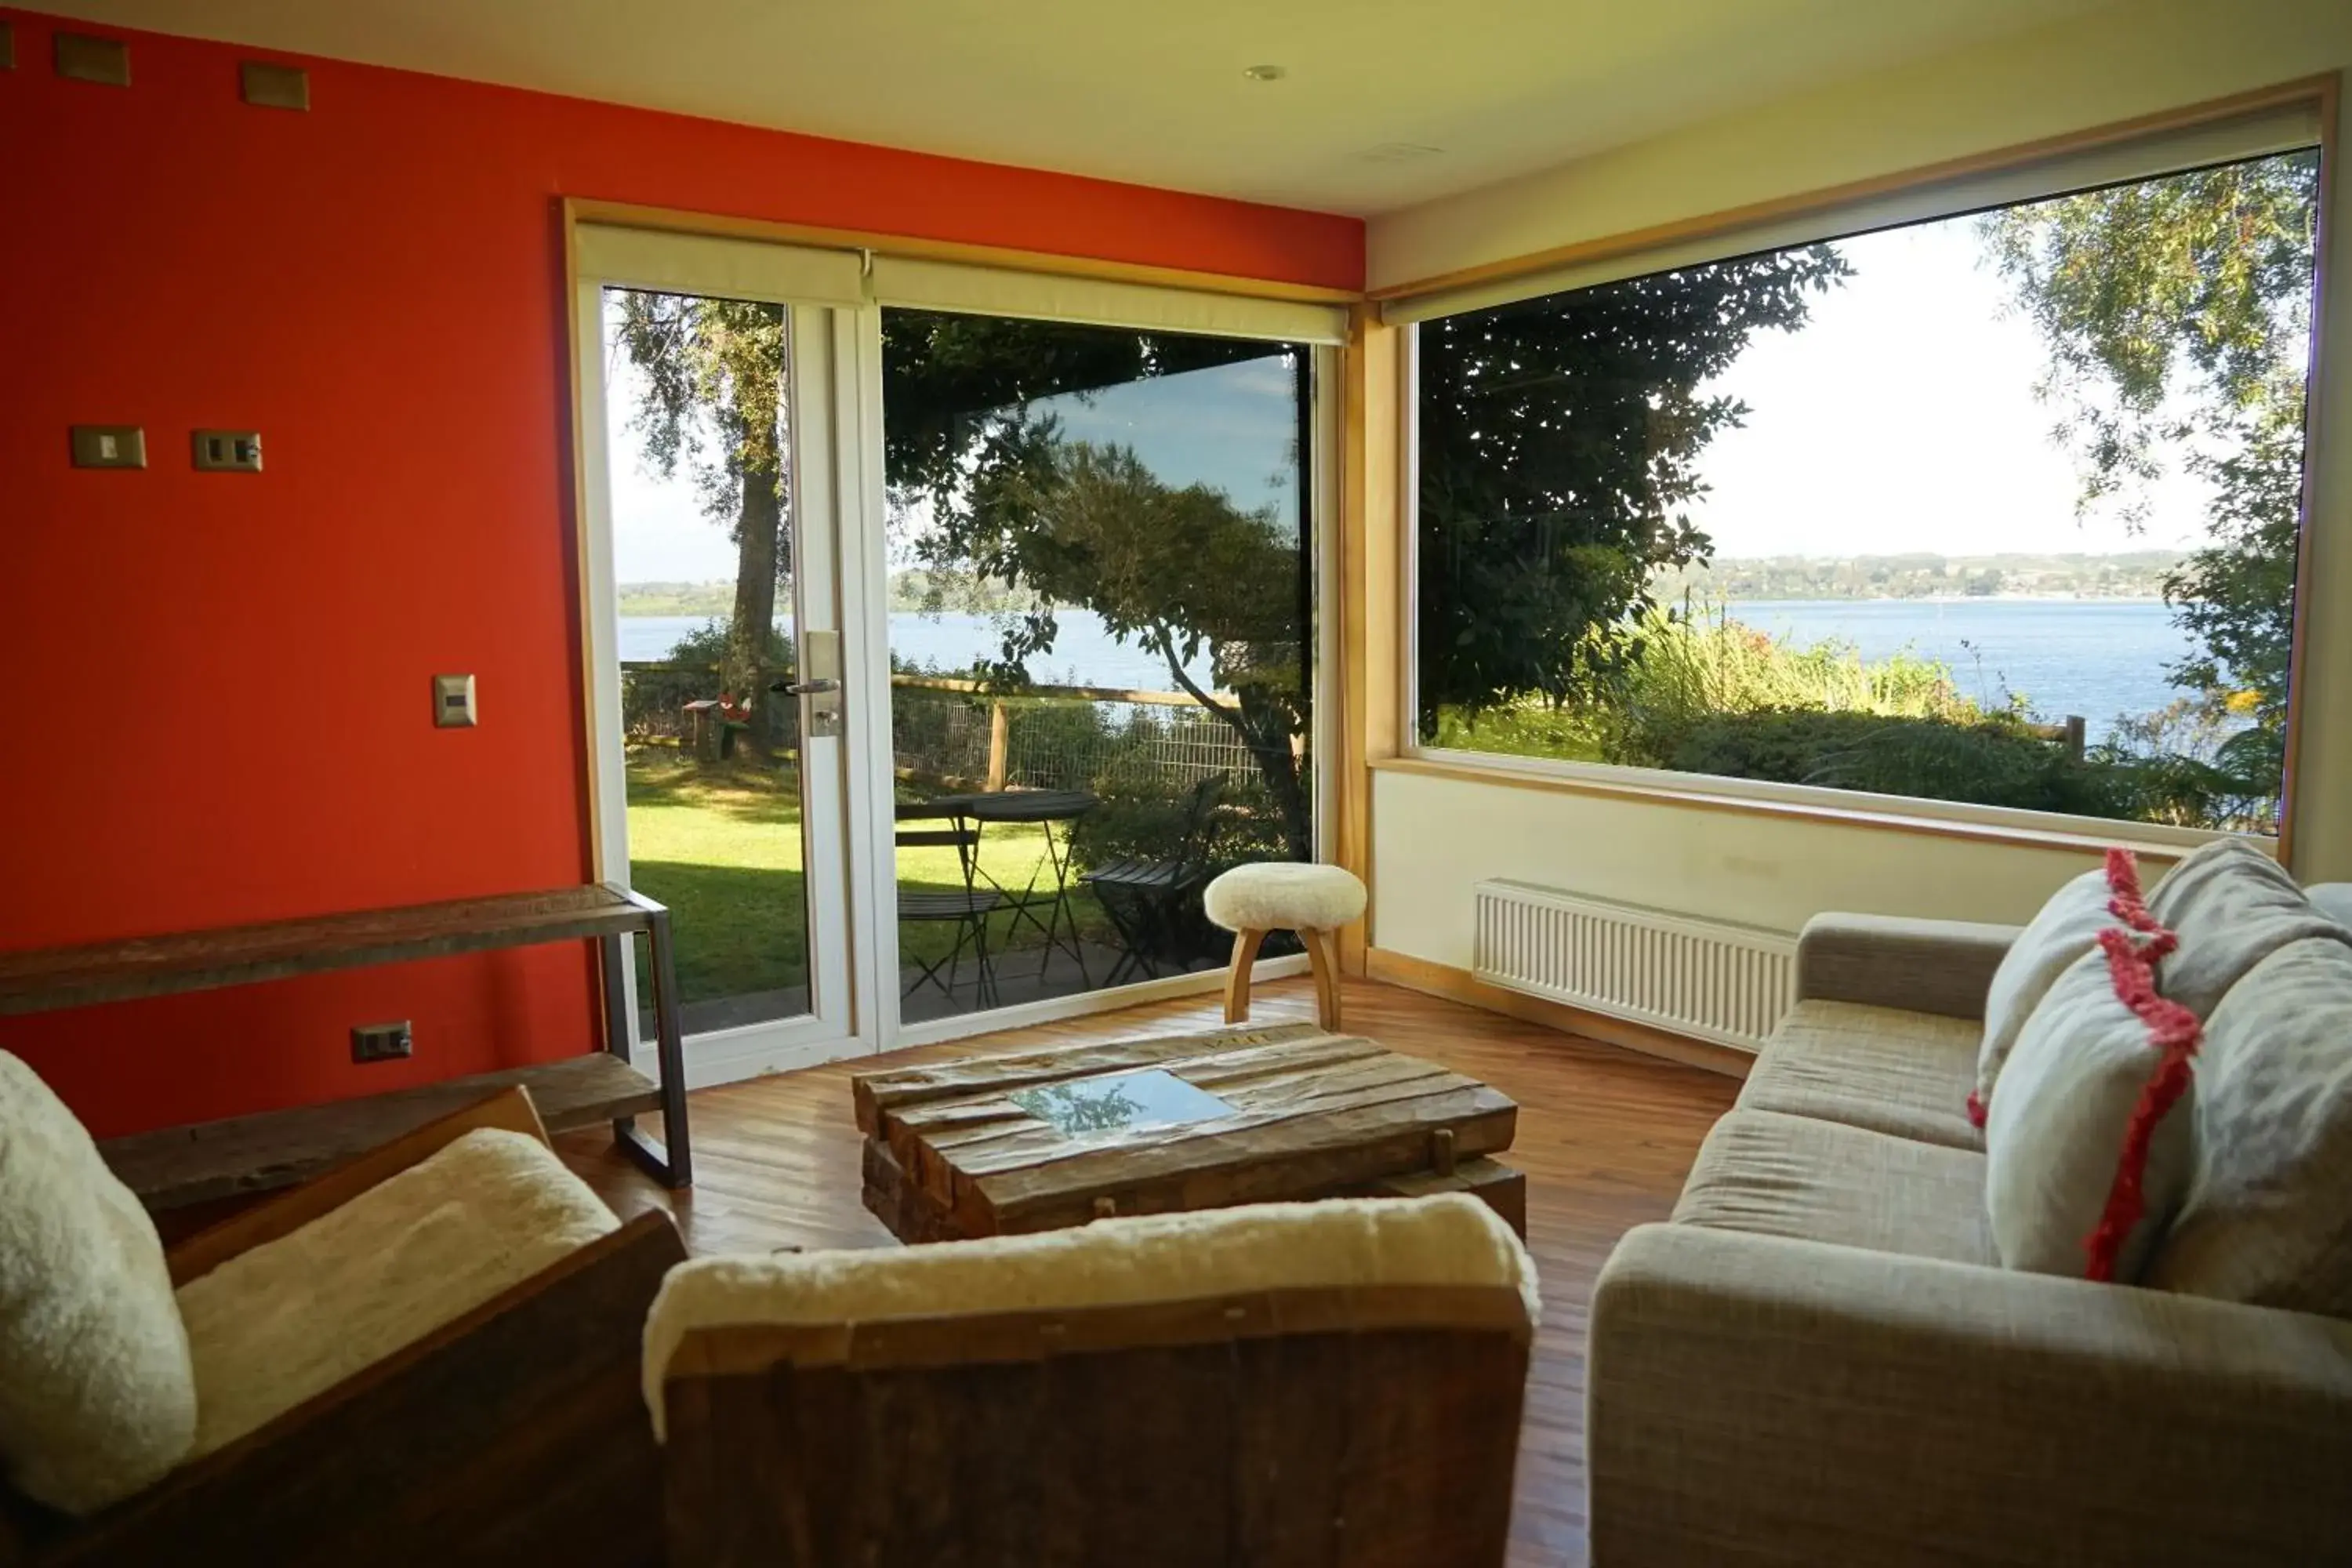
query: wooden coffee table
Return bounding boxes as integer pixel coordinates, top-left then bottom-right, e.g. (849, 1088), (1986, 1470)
(852, 1021), (1524, 1242)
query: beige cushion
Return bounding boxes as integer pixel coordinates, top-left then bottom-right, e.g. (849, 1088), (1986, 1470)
(1976, 869), (2114, 1112)
(0, 1052), (198, 1515)
(2149, 938), (2352, 1315)
(1738, 1000), (1984, 1151)
(1672, 1109), (1996, 1268)
(2147, 837), (2350, 1018)
(175, 1128), (619, 1459)
(1984, 949), (2192, 1280)
(643, 1192), (1533, 1439)
(1202, 862), (1367, 933)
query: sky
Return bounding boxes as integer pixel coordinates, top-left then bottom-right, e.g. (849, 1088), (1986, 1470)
(1682, 212), (2212, 557)
(603, 315), (1300, 584)
(602, 219), (2219, 587)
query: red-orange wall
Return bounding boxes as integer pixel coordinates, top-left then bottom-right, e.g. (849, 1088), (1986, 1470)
(0, 9), (1362, 1138)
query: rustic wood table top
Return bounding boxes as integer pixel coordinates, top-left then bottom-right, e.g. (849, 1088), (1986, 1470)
(852, 1020), (1520, 1240)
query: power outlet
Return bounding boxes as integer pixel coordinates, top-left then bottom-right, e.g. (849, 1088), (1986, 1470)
(351, 1020), (412, 1064)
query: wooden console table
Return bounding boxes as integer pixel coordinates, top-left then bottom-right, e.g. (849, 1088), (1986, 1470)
(0, 884), (691, 1210)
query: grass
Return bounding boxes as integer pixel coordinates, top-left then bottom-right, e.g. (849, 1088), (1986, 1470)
(623, 746), (1111, 1007)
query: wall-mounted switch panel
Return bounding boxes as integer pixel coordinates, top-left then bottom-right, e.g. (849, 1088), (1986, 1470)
(193, 430), (263, 472)
(2, 23), (16, 71)
(351, 1020), (413, 1064)
(54, 32), (128, 86)
(71, 426), (146, 469)
(240, 61), (308, 111)
(433, 673), (477, 728)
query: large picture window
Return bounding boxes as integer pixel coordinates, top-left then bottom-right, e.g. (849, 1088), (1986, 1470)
(1413, 142), (2322, 837)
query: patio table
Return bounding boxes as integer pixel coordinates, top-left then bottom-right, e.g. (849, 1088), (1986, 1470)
(927, 789), (1099, 983)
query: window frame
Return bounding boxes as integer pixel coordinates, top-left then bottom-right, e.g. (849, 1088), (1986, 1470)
(1396, 100), (2336, 861)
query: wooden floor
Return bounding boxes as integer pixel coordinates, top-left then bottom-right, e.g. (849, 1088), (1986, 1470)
(559, 974), (1740, 1567)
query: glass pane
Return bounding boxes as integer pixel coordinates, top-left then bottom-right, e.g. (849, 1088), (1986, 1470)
(601, 287), (813, 1033)
(1415, 147), (2320, 837)
(883, 310), (1315, 1021)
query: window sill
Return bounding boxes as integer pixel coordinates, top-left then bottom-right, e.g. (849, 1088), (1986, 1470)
(1368, 752), (2256, 864)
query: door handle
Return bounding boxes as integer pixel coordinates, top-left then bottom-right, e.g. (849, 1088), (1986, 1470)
(770, 678), (841, 696)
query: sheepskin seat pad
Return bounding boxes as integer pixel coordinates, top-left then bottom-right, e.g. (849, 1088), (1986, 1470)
(1203, 862), (1367, 935)
(642, 1192), (1534, 1439)
(175, 1127), (620, 1459)
(0, 1052), (198, 1515)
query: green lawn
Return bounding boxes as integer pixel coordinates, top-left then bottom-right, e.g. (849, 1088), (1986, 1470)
(623, 746), (1109, 1006)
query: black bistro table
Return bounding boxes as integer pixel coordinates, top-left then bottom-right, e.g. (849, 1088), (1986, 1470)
(927, 789), (1098, 983)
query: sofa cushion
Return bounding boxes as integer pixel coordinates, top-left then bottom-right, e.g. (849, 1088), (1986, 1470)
(1672, 1109), (1996, 1268)
(174, 1127), (619, 1459)
(1984, 945), (2197, 1282)
(1737, 1000), (1983, 1151)
(2148, 938), (2352, 1315)
(2147, 836), (2350, 1018)
(1975, 868), (2116, 1118)
(0, 1052), (198, 1515)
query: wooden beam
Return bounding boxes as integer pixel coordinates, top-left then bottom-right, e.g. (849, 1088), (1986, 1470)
(1368, 74), (2339, 305)
(102, 1054), (662, 1213)
(565, 197), (1362, 307)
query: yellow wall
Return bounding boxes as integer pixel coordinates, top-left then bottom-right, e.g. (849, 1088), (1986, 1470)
(1363, 0), (2352, 977)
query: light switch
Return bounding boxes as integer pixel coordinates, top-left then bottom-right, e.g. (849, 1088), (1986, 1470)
(71, 426), (146, 469)
(240, 61), (309, 111)
(433, 673), (477, 728)
(193, 430), (263, 472)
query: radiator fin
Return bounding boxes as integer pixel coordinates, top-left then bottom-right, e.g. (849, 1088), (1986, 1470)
(1472, 880), (1795, 1054)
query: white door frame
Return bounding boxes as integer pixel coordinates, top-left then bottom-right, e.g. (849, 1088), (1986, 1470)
(572, 254), (884, 1088)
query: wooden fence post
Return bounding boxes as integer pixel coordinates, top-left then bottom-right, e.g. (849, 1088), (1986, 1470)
(986, 700), (1010, 792)
(2063, 715), (2085, 760)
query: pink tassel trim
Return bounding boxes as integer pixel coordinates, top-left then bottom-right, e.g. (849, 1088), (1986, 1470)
(2082, 924), (2202, 1282)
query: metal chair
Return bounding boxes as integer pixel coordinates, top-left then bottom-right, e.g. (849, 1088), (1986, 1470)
(896, 800), (1003, 1007)
(1079, 771), (1229, 985)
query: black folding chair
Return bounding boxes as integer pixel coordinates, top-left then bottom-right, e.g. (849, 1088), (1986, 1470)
(1079, 772), (1229, 986)
(896, 800), (1004, 1007)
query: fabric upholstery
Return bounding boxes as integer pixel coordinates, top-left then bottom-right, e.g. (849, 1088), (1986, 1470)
(1976, 868), (2114, 1112)
(1588, 1222), (2352, 1567)
(2150, 938), (2352, 1315)
(644, 1192), (1532, 1439)
(0, 1052), (197, 1515)
(2147, 836), (2351, 1018)
(176, 1127), (619, 1459)
(2308, 883), (2352, 928)
(1673, 1109), (1995, 1267)
(1735, 999), (1984, 1150)
(1201, 862), (1367, 933)
(1792, 913), (2020, 1021)
(1984, 949), (2192, 1280)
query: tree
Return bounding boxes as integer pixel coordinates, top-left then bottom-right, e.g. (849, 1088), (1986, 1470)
(611, 293), (790, 742)
(884, 313), (1317, 855)
(1978, 151), (2320, 808)
(1414, 246), (1851, 731)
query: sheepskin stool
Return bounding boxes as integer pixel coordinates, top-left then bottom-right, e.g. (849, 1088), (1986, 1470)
(1203, 862), (1367, 1030)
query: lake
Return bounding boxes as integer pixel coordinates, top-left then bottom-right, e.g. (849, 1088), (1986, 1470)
(619, 598), (2198, 741)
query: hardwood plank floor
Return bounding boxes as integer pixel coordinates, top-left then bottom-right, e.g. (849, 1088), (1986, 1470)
(560, 975), (1740, 1567)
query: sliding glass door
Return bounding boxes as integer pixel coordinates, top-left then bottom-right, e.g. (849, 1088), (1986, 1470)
(878, 312), (1321, 1024)
(574, 218), (1340, 1066)
(574, 228), (874, 1082)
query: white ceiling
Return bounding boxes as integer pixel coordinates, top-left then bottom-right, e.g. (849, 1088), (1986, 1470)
(37, 0), (2114, 216)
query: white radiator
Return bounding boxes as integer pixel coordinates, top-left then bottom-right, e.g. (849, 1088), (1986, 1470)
(1472, 880), (1796, 1053)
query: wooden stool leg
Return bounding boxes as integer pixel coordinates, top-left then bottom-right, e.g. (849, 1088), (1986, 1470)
(1304, 927), (1342, 1031)
(1224, 928), (1268, 1023)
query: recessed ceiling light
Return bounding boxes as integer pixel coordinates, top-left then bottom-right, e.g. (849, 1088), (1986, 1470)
(1242, 64), (1287, 82)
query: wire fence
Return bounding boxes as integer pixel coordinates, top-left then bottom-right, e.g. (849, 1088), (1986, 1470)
(888, 678), (1272, 794)
(618, 664), (1273, 796)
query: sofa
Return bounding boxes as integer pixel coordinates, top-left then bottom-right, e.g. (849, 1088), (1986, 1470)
(1587, 858), (2352, 1567)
